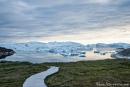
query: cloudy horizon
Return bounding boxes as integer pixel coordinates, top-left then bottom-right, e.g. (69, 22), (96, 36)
(0, 0), (130, 44)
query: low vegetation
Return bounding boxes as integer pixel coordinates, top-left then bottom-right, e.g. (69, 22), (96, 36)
(0, 59), (130, 87)
(0, 61), (47, 87)
(45, 59), (130, 87)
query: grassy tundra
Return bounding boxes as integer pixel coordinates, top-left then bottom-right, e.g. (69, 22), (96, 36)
(0, 59), (130, 87)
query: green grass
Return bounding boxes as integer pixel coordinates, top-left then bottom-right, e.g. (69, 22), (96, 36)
(0, 61), (48, 87)
(0, 59), (130, 87)
(44, 59), (130, 87)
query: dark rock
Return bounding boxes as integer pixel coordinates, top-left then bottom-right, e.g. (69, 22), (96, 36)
(0, 47), (15, 59)
(118, 48), (130, 57)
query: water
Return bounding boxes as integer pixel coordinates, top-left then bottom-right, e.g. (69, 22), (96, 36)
(0, 48), (116, 63)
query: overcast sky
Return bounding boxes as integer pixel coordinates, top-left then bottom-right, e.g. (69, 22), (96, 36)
(0, 0), (130, 44)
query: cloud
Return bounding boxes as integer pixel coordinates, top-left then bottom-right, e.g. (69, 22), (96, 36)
(86, 0), (110, 4)
(0, 0), (130, 43)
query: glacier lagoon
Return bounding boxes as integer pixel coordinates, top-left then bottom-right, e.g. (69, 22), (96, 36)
(0, 48), (115, 63)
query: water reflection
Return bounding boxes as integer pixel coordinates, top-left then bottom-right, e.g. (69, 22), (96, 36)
(0, 48), (116, 63)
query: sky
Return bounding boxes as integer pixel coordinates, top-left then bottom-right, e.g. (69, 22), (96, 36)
(0, 0), (130, 44)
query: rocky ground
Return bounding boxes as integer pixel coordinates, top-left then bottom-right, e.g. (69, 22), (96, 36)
(0, 47), (15, 59)
(118, 48), (130, 56)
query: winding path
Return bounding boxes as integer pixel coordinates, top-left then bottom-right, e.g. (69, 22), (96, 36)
(23, 66), (59, 87)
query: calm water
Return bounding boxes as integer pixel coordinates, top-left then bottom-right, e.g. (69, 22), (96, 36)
(0, 48), (115, 63)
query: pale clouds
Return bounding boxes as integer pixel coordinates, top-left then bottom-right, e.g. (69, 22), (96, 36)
(0, 0), (130, 43)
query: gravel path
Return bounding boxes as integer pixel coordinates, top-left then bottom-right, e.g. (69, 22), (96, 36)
(23, 66), (59, 87)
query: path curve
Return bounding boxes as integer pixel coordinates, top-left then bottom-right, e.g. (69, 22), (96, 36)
(23, 66), (59, 87)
